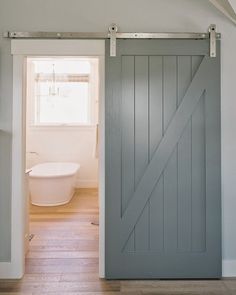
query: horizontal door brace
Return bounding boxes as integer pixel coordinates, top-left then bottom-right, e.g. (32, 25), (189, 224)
(3, 24), (220, 57)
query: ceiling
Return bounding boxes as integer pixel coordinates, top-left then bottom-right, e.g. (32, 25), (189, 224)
(209, 0), (236, 25)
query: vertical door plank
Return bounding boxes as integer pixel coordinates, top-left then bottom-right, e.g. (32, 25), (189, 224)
(177, 121), (192, 252)
(150, 175), (164, 251)
(149, 56), (163, 158)
(163, 56), (178, 252)
(149, 56), (164, 252)
(163, 56), (177, 132)
(105, 49), (123, 271)
(177, 56), (192, 106)
(121, 56), (135, 215)
(134, 56), (149, 186)
(134, 56), (149, 251)
(191, 94), (206, 252)
(177, 56), (192, 252)
(164, 148), (178, 252)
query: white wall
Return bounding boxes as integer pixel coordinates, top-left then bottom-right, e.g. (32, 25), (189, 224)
(26, 126), (98, 188)
(0, 0), (236, 276)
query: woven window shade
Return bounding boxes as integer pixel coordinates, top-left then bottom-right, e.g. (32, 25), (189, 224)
(35, 73), (89, 82)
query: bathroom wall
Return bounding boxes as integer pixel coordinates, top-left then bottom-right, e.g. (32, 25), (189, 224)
(1, 0), (236, 276)
(26, 126), (98, 188)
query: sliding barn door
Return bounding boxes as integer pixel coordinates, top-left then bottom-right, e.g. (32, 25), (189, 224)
(105, 40), (221, 279)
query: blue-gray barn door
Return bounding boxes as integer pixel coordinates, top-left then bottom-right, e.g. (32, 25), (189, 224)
(105, 40), (221, 279)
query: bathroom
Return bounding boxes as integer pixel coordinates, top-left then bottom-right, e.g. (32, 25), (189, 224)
(25, 56), (100, 259)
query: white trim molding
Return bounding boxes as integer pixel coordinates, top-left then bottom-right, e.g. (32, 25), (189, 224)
(11, 39), (105, 56)
(0, 55), (26, 279)
(209, 0), (236, 25)
(223, 259), (236, 277)
(0, 40), (105, 279)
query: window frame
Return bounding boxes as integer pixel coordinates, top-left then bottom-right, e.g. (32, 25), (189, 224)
(27, 57), (99, 128)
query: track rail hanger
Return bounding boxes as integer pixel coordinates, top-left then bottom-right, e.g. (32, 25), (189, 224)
(209, 24), (217, 58)
(4, 24), (220, 57)
(108, 24), (118, 57)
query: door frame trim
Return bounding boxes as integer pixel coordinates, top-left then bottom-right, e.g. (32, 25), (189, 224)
(0, 40), (105, 279)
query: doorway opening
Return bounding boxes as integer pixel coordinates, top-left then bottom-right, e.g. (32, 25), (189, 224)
(24, 56), (101, 274)
(24, 56), (101, 275)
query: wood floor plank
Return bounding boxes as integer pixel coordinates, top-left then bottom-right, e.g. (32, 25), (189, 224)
(27, 251), (98, 259)
(223, 279), (236, 291)
(31, 293), (140, 295)
(0, 282), (120, 293)
(121, 280), (229, 293)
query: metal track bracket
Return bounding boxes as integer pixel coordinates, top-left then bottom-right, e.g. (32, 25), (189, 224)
(108, 24), (118, 57)
(209, 24), (217, 58)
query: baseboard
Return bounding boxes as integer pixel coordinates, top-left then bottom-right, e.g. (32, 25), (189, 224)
(0, 262), (11, 278)
(0, 262), (24, 279)
(75, 179), (98, 188)
(223, 259), (236, 277)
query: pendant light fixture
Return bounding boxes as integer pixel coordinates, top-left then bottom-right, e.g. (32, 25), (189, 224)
(49, 63), (60, 96)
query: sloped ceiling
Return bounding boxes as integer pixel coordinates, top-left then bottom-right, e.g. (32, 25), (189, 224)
(209, 0), (236, 25)
(228, 0), (236, 11)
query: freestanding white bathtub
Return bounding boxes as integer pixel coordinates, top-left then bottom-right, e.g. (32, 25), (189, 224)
(29, 162), (80, 206)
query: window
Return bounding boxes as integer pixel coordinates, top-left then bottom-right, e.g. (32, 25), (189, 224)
(27, 57), (98, 126)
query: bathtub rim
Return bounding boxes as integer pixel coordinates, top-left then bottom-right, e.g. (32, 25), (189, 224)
(29, 162), (80, 179)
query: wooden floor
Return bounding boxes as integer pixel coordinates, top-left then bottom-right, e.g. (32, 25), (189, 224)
(0, 188), (235, 294)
